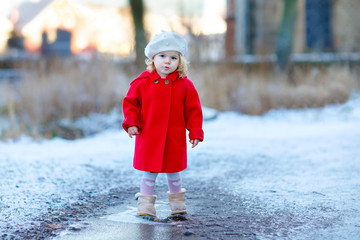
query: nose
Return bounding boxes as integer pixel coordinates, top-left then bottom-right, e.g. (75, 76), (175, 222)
(164, 57), (170, 64)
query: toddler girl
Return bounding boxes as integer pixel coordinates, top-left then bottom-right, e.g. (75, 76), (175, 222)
(122, 31), (204, 217)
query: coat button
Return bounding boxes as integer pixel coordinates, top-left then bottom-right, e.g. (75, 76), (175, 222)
(165, 80), (169, 84)
(154, 80), (159, 84)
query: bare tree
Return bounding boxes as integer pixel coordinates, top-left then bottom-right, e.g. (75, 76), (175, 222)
(129, 0), (146, 67)
(275, 0), (298, 70)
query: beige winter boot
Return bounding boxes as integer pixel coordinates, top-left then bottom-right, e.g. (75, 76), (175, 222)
(167, 188), (187, 215)
(135, 193), (157, 217)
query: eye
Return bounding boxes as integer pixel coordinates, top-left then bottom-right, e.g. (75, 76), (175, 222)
(171, 56), (178, 60)
(159, 54), (165, 58)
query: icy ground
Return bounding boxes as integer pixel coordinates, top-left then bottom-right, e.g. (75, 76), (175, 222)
(1, 93), (360, 239)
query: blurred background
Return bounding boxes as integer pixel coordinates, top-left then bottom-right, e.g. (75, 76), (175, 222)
(0, 0), (359, 139)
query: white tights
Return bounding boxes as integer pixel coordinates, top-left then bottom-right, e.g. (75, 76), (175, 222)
(140, 172), (182, 195)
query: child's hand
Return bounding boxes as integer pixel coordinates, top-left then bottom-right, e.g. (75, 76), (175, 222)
(190, 139), (200, 148)
(127, 126), (139, 138)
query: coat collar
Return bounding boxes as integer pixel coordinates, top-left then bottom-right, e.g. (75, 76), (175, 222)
(148, 70), (179, 82)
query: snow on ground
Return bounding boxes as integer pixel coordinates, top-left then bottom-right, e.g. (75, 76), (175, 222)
(0, 129), (136, 235)
(186, 93), (360, 239)
(1, 93), (360, 238)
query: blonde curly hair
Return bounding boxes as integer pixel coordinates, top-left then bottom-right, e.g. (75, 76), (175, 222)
(145, 54), (188, 78)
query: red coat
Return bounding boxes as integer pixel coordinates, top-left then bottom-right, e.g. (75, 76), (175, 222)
(122, 70), (204, 173)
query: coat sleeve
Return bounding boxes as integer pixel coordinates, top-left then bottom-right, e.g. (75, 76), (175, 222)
(122, 80), (141, 132)
(184, 80), (204, 141)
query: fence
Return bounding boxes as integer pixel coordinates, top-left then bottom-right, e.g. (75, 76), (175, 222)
(0, 69), (25, 82)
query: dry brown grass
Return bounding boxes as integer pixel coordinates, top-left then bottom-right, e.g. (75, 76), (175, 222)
(0, 58), (359, 139)
(190, 63), (359, 115)
(1, 57), (130, 138)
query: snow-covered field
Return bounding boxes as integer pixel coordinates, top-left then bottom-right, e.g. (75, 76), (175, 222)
(1, 93), (360, 239)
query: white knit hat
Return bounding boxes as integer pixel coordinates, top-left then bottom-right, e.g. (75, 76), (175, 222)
(144, 31), (188, 59)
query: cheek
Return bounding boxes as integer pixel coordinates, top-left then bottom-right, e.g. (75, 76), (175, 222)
(173, 60), (180, 67)
(154, 60), (161, 68)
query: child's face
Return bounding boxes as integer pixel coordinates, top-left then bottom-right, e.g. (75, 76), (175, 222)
(153, 51), (180, 78)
